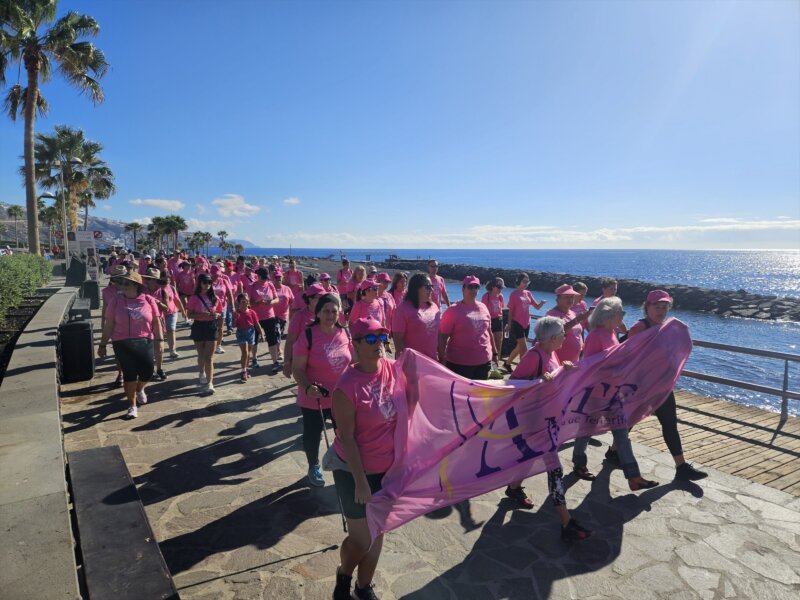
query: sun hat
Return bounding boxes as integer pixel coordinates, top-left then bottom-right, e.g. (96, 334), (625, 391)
(304, 283), (326, 297)
(350, 318), (389, 338)
(375, 272), (392, 284)
(319, 273), (332, 281)
(142, 267), (162, 280)
(493, 277), (505, 288)
(143, 254), (152, 260)
(272, 255), (279, 260)
(368, 266), (378, 273)
(109, 265), (128, 278)
(210, 264), (221, 275)
(117, 268), (143, 286)
(647, 290), (673, 304)
(555, 284), (581, 296)
(359, 279), (379, 291)
(463, 275), (481, 286)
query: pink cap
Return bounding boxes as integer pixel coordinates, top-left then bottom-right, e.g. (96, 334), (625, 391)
(272, 269), (283, 277)
(304, 283), (326, 297)
(350, 318), (388, 338)
(554, 284), (581, 296)
(210, 265), (221, 275)
(375, 272), (392, 284)
(359, 279), (379, 291)
(647, 289), (673, 304)
(462, 275), (481, 286)
(319, 272), (332, 281)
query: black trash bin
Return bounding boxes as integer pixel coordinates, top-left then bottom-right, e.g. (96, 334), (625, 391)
(65, 257), (87, 286)
(58, 320), (95, 383)
(81, 279), (101, 310)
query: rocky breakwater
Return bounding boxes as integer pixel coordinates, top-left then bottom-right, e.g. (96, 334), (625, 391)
(380, 260), (800, 323)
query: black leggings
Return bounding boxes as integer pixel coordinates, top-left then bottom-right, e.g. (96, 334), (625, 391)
(300, 407), (336, 467)
(654, 391), (683, 457)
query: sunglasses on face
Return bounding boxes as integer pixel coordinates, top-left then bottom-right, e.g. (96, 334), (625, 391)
(465, 284), (480, 290)
(358, 333), (389, 345)
(366, 286), (379, 292)
(422, 284), (433, 290)
(200, 281), (211, 286)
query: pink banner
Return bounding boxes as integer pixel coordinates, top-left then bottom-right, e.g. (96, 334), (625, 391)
(366, 318), (692, 540)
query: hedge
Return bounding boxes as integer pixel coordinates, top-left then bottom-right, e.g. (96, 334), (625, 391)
(0, 254), (52, 325)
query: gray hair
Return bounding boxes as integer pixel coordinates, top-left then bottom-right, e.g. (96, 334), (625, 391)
(534, 316), (564, 341)
(589, 296), (624, 329)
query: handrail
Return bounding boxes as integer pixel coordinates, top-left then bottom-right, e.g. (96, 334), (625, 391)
(681, 370), (800, 402)
(691, 339), (800, 363)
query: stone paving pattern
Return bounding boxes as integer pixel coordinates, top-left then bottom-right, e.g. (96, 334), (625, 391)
(60, 318), (800, 599)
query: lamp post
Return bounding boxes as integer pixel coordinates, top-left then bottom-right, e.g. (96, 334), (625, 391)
(52, 158), (83, 269)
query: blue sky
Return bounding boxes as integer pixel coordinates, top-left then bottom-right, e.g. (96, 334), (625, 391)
(1, 0), (798, 249)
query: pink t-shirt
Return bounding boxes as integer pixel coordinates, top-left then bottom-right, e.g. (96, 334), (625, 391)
(591, 295), (609, 308)
(392, 301), (440, 359)
(391, 288), (406, 305)
(511, 343), (561, 379)
(583, 326), (619, 358)
(285, 268), (303, 291)
(153, 284), (178, 315)
(273, 284), (294, 321)
(508, 289), (537, 328)
(290, 290), (307, 312)
(333, 358), (398, 473)
(186, 294), (223, 321)
(546, 307), (583, 363)
(440, 301), (493, 366)
(430, 274), (447, 307)
(176, 270), (195, 295)
(378, 291), (396, 326)
(481, 291), (505, 319)
(248, 279), (278, 320)
(349, 298), (385, 325)
(336, 267), (352, 291)
(235, 308), (260, 330)
(287, 306), (315, 338)
(212, 276), (233, 310)
(293, 326), (353, 410)
(102, 285), (120, 309)
(106, 293), (160, 341)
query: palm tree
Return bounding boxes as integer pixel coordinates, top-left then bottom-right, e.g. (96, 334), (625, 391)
(39, 203), (57, 248)
(234, 243), (244, 256)
(1, 1), (109, 254)
(217, 230), (228, 246)
(28, 125), (115, 231)
(6, 205), (24, 248)
(161, 214), (187, 251)
(124, 222), (142, 251)
(219, 240), (232, 257)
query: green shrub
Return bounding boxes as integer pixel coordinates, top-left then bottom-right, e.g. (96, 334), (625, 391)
(0, 254), (52, 325)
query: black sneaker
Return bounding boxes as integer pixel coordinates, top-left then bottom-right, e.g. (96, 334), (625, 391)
(332, 566), (352, 600)
(605, 447), (620, 466)
(504, 485), (534, 509)
(676, 462), (708, 481)
(353, 582), (380, 600)
(156, 369), (167, 381)
(561, 518), (593, 541)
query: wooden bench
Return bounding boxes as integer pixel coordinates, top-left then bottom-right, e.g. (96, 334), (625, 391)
(68, 446), (178, 600)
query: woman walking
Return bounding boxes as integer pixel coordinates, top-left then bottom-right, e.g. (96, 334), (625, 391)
(504, 273), (545, 371)
(331, 318), (397, 600)
(186, 273), (224, 394)
(349, 280), (386, 326)
(439, 276), (497, 380)
(391, 273), (441, 359)
(546, 284), (587, 364)
(248, 267), (281, 372)
(292, 294), (353, 487)
(283, 283), (325, 378)
(481, 277), (505, 364)
(97, 268), (163, 419)
(388, 271), (407, 306)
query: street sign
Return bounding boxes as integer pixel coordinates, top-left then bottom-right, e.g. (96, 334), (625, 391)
(93, 231), (103, 239)
(54, 231), (64, 239)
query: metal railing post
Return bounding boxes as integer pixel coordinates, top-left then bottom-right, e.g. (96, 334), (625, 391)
(781, 359), (790, 423)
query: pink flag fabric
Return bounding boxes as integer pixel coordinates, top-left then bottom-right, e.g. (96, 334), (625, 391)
(366, 318), (692, 540)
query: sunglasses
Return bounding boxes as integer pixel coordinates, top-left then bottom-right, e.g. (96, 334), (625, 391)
(366, 286), (379, 292)
(358, 333), (389, 345)
(465, 284), (480, 290)
(422, 284), (433, 290)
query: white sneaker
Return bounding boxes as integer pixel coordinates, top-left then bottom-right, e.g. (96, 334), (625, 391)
(205, 383), (215, 394)
(198, 373), (208, 386)
(126, 406), (138, 419)
(215, 346), (225, 354)
(136, 390), (148, 405)
(169, 350), (180, 359)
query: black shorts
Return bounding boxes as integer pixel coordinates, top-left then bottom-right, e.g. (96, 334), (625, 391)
(332, 469), (385, 519)
(510, 320), (529, 341)
(256, 318), (279, 346)
(112, 338), (154, 381)
(491, 317), (503, 333)
(446, 361), (492, 381)
(190, 319), (218, 342)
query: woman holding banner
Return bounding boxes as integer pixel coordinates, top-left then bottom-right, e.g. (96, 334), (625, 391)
(330, 318), (397, 600)
(506, 316), (593, 541)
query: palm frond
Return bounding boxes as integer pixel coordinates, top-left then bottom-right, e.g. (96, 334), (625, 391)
(3, 83), (23, 120)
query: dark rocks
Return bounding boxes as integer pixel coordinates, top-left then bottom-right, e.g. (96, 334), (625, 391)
(380, 260), (800, 323)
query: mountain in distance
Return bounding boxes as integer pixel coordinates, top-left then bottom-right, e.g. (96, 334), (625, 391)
(226, 238), (255, 248)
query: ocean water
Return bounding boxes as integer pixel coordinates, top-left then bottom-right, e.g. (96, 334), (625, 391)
(223, 248), (800, 298)
(208, 247), (800, 415)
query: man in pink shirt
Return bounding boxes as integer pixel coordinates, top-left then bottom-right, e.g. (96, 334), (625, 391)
(427, 259), (450, 308)
(336, 258), (352, 293)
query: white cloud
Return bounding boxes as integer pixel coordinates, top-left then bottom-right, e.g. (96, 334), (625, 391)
(132, 217), (152, 226)
(101, 204), (112, 211)
(248, 217), (800, 249)
(212, 194), (261, 217)
(283, 197), (301, 206)
(186, 218), (237, 233)
(195, 204), (208, 215)
(129, 198), (186, 211)
(697, 217), (741, 224)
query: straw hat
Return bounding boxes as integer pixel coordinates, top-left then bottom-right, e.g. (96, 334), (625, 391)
(112, 265), (143, 285)
(141, 267), (162, 280)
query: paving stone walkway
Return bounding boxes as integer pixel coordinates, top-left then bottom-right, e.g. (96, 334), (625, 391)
(60, 321), (800, 599)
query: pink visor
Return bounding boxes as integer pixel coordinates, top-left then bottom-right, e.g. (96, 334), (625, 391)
(647, 290), (673, 304)
(554, 284), (581, 296)
(359, 279), (379, 291)
(376, 273), (392, 284)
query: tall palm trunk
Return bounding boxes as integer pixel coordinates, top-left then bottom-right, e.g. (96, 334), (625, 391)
(83, 202), (89, 230)
(23, 54), (41, 255)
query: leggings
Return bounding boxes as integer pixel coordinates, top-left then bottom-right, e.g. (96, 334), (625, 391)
(300, 407), (336, 467)
(655, 391), (683, 457)
(547, 468), (566, 506)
